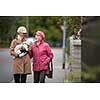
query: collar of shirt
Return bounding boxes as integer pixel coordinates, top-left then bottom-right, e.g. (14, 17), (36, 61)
(35, 40), (44, 47)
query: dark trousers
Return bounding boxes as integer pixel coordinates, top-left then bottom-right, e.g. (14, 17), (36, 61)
(14, 74), (27, 83)
(34, 70), (46, 83)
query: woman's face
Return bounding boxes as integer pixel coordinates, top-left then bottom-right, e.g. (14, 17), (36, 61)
(19, 32), (27, 38)
(19, 32), (24, 37)
(35, 34), (42, 42)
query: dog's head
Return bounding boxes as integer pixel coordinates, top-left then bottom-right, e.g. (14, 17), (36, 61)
(22, 40), (32, 51)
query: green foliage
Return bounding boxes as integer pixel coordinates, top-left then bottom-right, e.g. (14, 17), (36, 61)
(0, 39), (10, 48)
(0, 16), (81, 47)
(16, 16), (62, 40)
(0, 16), (17, 39)
(66, 16), (81, 36)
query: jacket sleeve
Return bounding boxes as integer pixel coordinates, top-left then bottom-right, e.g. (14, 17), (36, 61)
(28, 46), (33, 59)
(9, 39), (18, 57)
(44, 44), (54, 64)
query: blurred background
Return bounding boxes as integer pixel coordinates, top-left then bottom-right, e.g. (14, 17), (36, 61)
(81, 17), (100, 82)
(0, 16), (82, 83)
(0, 16), (81, 48)
(2, 16), (100, 83)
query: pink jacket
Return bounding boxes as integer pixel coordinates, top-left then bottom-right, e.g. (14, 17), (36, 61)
(30, 40), (54, 71)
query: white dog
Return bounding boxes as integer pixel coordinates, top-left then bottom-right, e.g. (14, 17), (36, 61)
(14, 40), (32, 58)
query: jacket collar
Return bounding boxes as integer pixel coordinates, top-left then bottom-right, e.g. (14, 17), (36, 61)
(16, 35), (26, 42)
(34, 40), (44, 47)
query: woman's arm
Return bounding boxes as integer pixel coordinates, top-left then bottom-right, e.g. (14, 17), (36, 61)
(28, 46), (33, 59)
(44, 44), (54, 64)
(9, 39), (19, 57)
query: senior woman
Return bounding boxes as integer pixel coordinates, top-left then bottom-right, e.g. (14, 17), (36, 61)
(30, 31), (54, 83)
(9, 26), (31, 83)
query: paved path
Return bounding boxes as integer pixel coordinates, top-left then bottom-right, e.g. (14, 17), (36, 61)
(0, 48), (67, 83)
(0, 48), (13, 82)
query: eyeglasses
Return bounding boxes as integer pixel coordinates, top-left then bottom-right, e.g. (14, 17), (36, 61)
(23, 33), (27, 34)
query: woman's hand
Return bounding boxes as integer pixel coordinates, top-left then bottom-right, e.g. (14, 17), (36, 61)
(28, 47), (32, 51)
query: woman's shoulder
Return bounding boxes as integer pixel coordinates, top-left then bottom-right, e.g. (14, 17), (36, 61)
(31, 42), (36, 47)
(11, 38), (22, 46)
(10, 39), (18, 48)
(43, 42), (50, 47)
(11, 39), (17, 44)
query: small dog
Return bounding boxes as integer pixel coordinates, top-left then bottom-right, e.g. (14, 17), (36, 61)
(14, 40), (32, 58)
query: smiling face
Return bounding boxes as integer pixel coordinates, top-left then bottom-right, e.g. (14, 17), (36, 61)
(19, 32), (25, 38)
(19, 32), (28, 39)
(35, 33), (42, 42)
